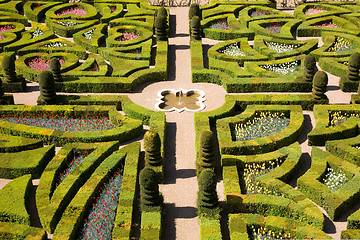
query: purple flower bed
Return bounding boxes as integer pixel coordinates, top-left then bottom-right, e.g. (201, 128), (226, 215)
(55, 152), (89, 187)
(56, 7), (87, 16)
(250, 10), (271, 18)
(116, 31), (140, 41)
(27, 57), (65, 71)
(314, 22), (340, 28)
(0, 25), (14, 40)
(210, 19), (231, 30)
(305, 7), (327, 16)
(0, 112), (118, 132)
(78, 168), (123, 240)
(264, 23), (284, 34)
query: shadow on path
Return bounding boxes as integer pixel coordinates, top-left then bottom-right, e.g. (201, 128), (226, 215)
(164, 122), (177, 184)
(26, 184), (42, 228)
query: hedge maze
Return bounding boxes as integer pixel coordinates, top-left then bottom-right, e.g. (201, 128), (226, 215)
(2, 0), (360, 239)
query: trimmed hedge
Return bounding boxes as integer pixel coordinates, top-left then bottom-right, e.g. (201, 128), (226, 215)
(217, 105), (304, 155)
(238, 6), (294, 27)
(0, 105), (143, 145)
(298, 147), (360, 220)
(0, 145), (55, 179)
(45, 18), (99, 38)
(23, 1), (61, 22)
(294, 3), (351, 20)
(0, 174), (32, 225)
(0, 221), (46, 240)
(140, 211), (162, 240)
(222, 143), (324, 229)
(73, 24), (107, 54)
(45, 2), (98, 21)
(63, 53), (109, 77)
(249, 18), (302, 40)
(52, 143), (140, 240)
(229, 213), (330, 239)
(325, 135), (360, 167)
(199, 215), (222, 240)
(37, 141), (120, 233)
(308, 104), (360, 146)
(0, 133), (43, 153)
(94, 3), (126, 23)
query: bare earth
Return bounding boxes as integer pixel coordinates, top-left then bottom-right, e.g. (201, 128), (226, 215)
(1, 5), (357, 240)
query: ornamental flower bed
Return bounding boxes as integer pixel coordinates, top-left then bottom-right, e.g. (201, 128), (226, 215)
(329, 111), (360, 126)
(327, 37), (354, 52)
(321, 167), (349, 192)
(32, 28), (44, 39)
(264, 23), (284, 34)
(259, 61), (300, 75)
(250, 10), (271, 18)
(250, 226), (292, 240)
(57, 21), (79, 27)
(210, 19), (231, 30)
(0, 25), (13, 40)
(84, 29), (94, 40)
(220, 43), (245, 57)
(233, 112), (290, 141)
(55, 151), (89, 187)
(31, 4), (41, 10)
(43, 42), (67, 48)
(116, 31), (140, 42)
(56, 7), (87, 16)
(0, 112), (118, 132)
(243, 158), (284, 195)
(314, 22), (340, 28)
(305, 7), (327, 16)
(265, 41), (301, 53)
(26, 57), (65, 71)
(77, 167), (123, 240)
(89, 62), (99, 71)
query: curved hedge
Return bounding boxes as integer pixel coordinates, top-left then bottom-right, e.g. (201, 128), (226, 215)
(293, 3), (350, 21)
(73, 23), (107, 53)
(23, 1), (61, 22)
(45, 18), (98, 38)
(0, 221), (46, 240)
(248, 18), (302, 40)
(308, 104), (360, 146)
(0, 133), (43, 153)
(45, 3), (98, 21)
(325, 135), (360, 167)
(217, 104), (304, 155)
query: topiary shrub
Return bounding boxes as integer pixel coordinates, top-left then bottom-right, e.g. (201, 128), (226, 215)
(269, 0), (277, 9)
(144, 130), (163, 167)
(189, 3), (200, 19)
(191, 16), (202, 40)
(312, 71), (328, 100)
(140, 167), (162, 212)
(37, 70), (57, 105)
(0, 76), (3, 100)
(346, 52), (360, 82)
(197, 130), (215, 175)
(157, 7), (167, 18)
(303, 54), (316, 83)
(49, 58), (62, 82)
(1, 56), (17, 83)
(155, 15), (168, 41)
(198, 169), (219, 217)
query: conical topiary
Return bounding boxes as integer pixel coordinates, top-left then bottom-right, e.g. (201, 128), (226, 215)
(144, 130), (163, 167)
(346, 52), (360, 82)
(197, 169), (219, 214)
(0, 77), (4, 100)
(312, 71), (328, 100)
(189, 3), (200, 19)
(269, 0), (277, 9)
(190, 16), (202, 40)
(140, 167), (162, 211)
(49, 58), (62, 82)
(197, 130), (215, 174)
(1, 55), (16, 83)
(37, 70), (57, 105)
(303, 54), (316, 83)
(157, 7), (167, 17)
(155, 15), (168, 41)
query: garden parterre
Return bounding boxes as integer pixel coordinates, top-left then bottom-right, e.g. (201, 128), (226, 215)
(1, 0), (360, 239)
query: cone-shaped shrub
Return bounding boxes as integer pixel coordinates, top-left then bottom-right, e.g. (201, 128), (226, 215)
(155, 15), (168, 41)
(197, 169), (219, 214)
(0, 76), (3, 99)
(49, 58), (62, 82)
(191, 16), (202, 40)
(312, 71), (328, 100)
(189, 3), (200, 19)
(157, 7), (167, 17)
(269, 0), (277, 9)
(140, 167), (162, 211)
(37, 70), (57, 105)
(303, 54), (316, 83)
(197, 130), (215, 174)
(1, 55), (16, 83)
(144, 130), (163, 167)
(346, 52), (360, 82)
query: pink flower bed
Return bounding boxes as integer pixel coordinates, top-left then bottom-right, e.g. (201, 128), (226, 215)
(264, 23), (284, 34)
(0, 25), (14, 40)
(305, 7), (327, 16)
(56, 7), (87, 16)
(314, 22), (340, 28)
(27, 57), (65, 71)
(250, 10), (271, 18)
(117, 31), (140, 41)
(88, 62), (99, 71)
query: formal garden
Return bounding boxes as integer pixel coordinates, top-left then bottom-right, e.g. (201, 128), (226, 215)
(0, 0), (360, 239)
